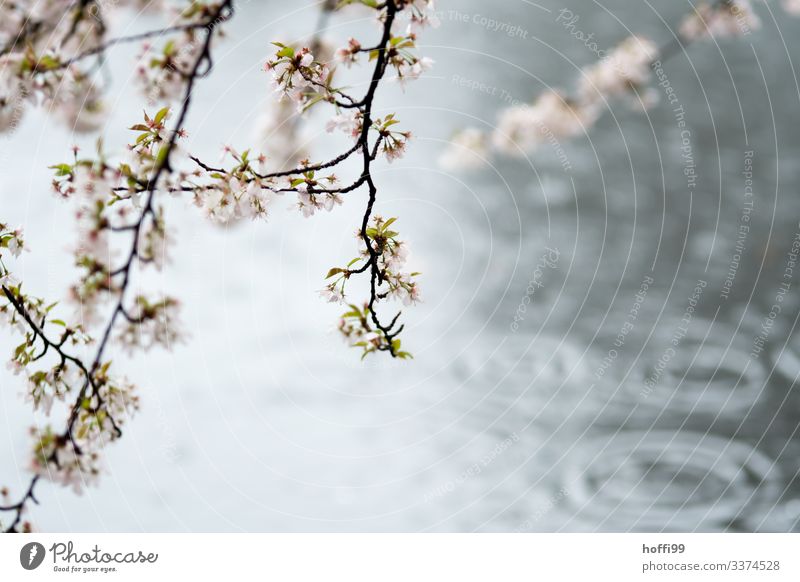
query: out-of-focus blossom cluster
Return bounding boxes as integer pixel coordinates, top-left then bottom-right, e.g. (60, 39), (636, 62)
(49, 108), (183, 324)
(783, 0), (800, 15)
(0, 1), (120, 132)
(30, 426), (102, 494)
(134, 0), (230, 105)
(491, 90), (594, 156)
(1, 286), (92, 416)
(443, 35), (658, 167)
(116, 295), (184, 352)
(438, 127), (489, 171)
(680, 0), (760, 41)
(136, 33), (206, 105)
(0, 279), (137, 498)
(578, 36), (659, 109)
(0, 1), (226, 132)
(30, 365), (137, 494)
(441, 0), (800, 170)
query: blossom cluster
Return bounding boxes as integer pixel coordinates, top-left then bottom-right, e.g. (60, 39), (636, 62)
(442, 35), (658, 166)
(0, 281), (137, 496)
(382, 32), (435, 87)
(0, 0), (227, 133)
(337, 303), (413, 360)
(265, 44), (331, 111)
(784, 0), (800, 15)
(49, 108), (186, 324)
(1, 2), (230, 529)
(30, 365), (138, 494)
(134, 0), (230, 105)
(1, 287), (91, 415)
(320, 216), (419, 357)
(116, 295), (184, 353)
(0, 1), (111, 133)
(188, 147), (280, 223)
(322, 216), (420, 306)
(0, 222), (25, 286)
(440, 0), (800, 170)
(680, 0), (761, 41)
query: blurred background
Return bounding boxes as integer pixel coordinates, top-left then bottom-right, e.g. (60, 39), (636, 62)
(2, 0), (800, 532)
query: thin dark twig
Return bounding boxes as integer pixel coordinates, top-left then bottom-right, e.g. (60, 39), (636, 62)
(0, 0), (233, 533)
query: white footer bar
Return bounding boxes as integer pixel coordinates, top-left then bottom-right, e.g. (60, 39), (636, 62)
(1, 534), (797, 581)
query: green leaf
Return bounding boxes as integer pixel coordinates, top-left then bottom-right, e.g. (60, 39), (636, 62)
(49, 163), (73, 176)
(156, 145), (170, 166)
(326, 268), (344, 279)
(154, 107), (169, 125)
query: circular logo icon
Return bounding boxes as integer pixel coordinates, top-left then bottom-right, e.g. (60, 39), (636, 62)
(19, 542), (46, 570)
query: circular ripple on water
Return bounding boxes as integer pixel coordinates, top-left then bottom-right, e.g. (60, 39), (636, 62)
(630, 318), (768, 417)
(555, 431), (781, 531)
(448, 334), (614, 428)
(774, 329), (800, 385)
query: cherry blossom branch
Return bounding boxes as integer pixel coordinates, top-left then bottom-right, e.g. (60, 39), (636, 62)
(353, 1), (406, 354)
(2, 0), (432, 532)
(0, 0), (233, 533)
(55, 20), (226, 71)
(0, 0), (91, 57)
(186, 0), (429, 358)
(440, 0), (770, 170)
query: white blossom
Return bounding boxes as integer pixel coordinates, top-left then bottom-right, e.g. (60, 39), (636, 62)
(783, 0), (800, 14)
(326, 110), (362, 138)
(492, 91), (592, 155)
(438, 128), (489, 171)
(578, 36), (659, 108)
(680, 1), (761, 41)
